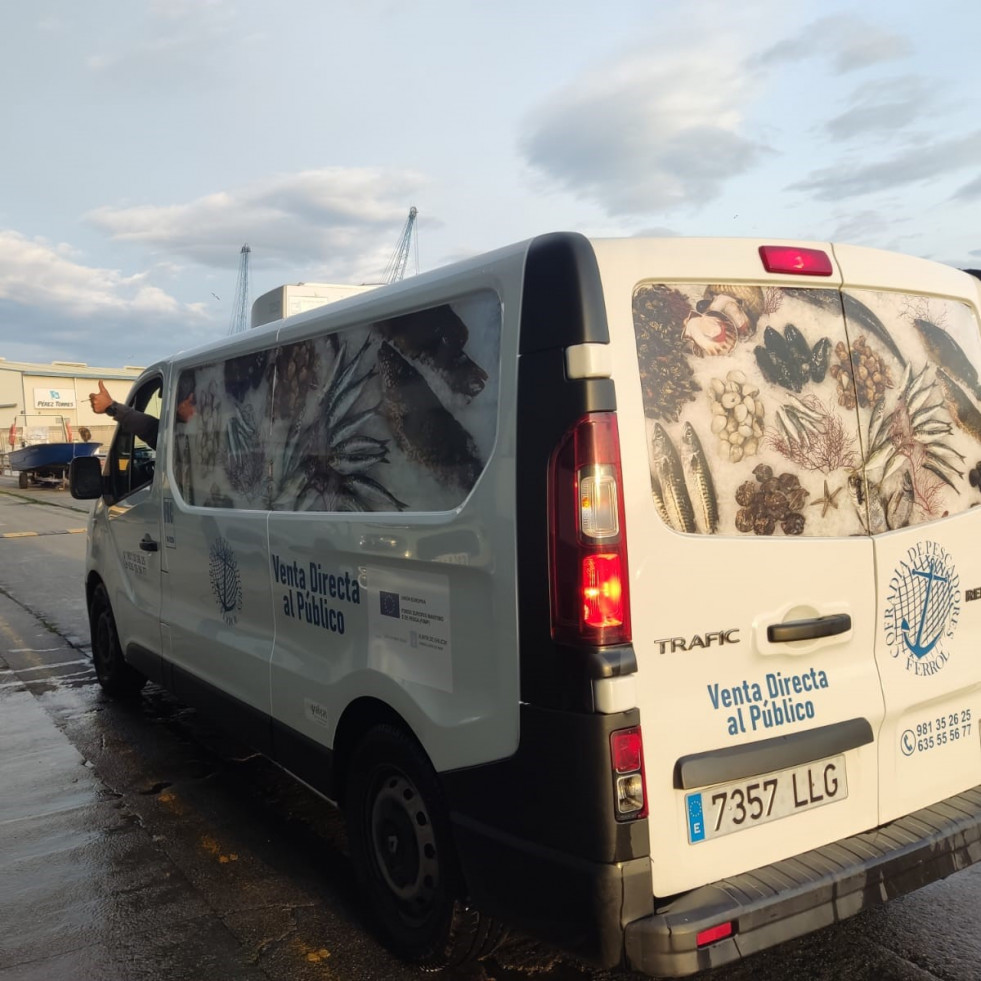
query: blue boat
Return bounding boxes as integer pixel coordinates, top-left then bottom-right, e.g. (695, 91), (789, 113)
(9, 442), (101, 488)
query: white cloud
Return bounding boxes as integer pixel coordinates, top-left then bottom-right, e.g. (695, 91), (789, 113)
(520, 38), (769, 216)
(954, 173), (981, 202)
(0, 230), (188, 318)
(828, 208), (913, 248)
(760, 14), (910, 74)
(789, 131), (981, 201)
(824, 75), (935, 141)
(84, 0), (242, 91)
(86, 168), (430, 281)
(0, 231), (217, 367)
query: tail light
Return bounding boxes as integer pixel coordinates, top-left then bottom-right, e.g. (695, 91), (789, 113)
(611, 725), (647, 819)
(548, 412), (632, 647)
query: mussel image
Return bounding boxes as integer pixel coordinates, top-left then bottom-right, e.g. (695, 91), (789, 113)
(754, 325), (830, 393)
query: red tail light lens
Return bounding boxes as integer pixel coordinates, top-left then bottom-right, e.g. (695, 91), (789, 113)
(759, 245), (833, 276)
(582, 553), (625, 628)
(610, 725), (647, 819)
(697, 922), (735, 947)
(611, 725), (643, 773)
(549, 413), (632, 647)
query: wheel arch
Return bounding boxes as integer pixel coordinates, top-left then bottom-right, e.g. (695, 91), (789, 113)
(332, 696), (420, 807)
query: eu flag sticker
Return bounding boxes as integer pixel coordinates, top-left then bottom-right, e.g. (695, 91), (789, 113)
(686, 792), (705, 843)
(379, 590), (401, 618)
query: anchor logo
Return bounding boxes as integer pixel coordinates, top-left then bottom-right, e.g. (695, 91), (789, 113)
(885, 542), (959, 676)
(901, 560), (948, 659)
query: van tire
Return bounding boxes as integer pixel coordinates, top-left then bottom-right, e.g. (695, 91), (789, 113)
(344, 724), (506, 969)
(89, 584), (146, 697)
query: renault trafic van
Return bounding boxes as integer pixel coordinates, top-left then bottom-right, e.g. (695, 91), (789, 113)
(71, 234), (981, 976)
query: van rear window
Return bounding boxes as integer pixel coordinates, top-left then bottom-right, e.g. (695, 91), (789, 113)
(631, 282), (981, 536)
(842, 289), (981, 532)
(173, 292), (501, 512)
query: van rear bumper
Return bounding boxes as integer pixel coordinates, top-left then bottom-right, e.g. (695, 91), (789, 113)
(625, 784), (981, 978)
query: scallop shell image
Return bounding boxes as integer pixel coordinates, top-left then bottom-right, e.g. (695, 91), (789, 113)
(682, 313), (737, 357)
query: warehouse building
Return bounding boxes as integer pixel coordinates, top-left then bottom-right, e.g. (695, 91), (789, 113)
(0, 359), (143, 453)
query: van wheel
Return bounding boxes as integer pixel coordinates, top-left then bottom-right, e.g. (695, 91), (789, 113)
(345, 725), (506, 969)
(89, 584), (146, 697)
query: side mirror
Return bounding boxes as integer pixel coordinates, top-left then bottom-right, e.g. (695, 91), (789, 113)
(70, 456), (105, 500)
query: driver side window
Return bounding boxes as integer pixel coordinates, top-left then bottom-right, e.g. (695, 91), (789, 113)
(106, 379), (162, 501)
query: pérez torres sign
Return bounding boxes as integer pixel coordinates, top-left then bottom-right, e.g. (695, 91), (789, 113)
(33, 388), (77, 409)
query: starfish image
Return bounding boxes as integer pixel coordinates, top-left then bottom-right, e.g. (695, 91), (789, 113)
(811, 479), (841, 517)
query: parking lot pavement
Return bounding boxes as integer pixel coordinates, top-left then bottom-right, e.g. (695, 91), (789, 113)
(0, 601), (268, 981)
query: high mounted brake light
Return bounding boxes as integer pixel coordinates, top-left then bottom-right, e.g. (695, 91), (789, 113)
(759, 245), (833, 277)
(548, 412), (632, 647)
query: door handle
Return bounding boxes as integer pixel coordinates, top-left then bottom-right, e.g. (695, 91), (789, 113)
(767, 613), (851, 644)
(139, 535), (159, 553)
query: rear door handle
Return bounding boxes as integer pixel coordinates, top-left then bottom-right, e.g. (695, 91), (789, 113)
(139, 535), (159, 553)
(767, 613), (851, 643)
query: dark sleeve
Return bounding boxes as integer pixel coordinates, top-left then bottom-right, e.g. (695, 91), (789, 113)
(112, 403), (159, 450)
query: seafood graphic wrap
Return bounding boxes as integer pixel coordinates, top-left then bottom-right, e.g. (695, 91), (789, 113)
(650, 423), (697, 534)
(173, 291), (501, 513)
(681, 423), (719, 534)
(633, 286), (702, 422)
(633, 281), (981, 536)
(377, 341), (483, 491)
(376, 305), (488, 399)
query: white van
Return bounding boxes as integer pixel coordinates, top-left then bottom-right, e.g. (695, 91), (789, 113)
(71, 234), (981, 976)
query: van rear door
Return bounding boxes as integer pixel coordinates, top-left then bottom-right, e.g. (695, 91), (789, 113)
(593, 238), (883, 899)
(834, 246), (981, 823)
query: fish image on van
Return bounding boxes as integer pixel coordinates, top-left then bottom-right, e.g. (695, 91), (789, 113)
(377, 340), (484, 493)
(912, 318), (981, 399)
(936, 367), (981, 445)
(649, 422), (696, 533)
(681, 422), (719, 534)
(376, 303), (489, 399)
(279, 334), (397, 512)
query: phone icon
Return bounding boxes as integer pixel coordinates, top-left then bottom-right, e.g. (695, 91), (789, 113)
(901, 730), (916, 757)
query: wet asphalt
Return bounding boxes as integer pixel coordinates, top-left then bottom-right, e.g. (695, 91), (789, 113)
(1, 476), (981, 980)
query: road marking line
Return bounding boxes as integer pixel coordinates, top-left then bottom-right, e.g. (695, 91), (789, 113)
(0, 528), (86, 539)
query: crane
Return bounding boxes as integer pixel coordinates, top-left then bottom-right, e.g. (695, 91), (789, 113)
(228, 243), (252, 334)
(384, 207), (418, 284)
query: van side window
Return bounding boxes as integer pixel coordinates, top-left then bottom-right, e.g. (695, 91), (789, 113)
(170, 292), (502, 513)
(106, 378), (161, 501)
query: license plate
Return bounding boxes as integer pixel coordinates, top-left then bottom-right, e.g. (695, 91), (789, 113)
(685, 754), (847, 843)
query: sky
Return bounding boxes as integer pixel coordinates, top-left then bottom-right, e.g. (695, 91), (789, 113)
(1, 0), (980, 369)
